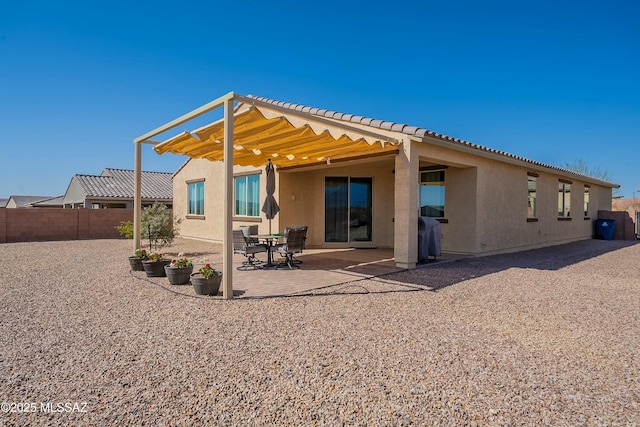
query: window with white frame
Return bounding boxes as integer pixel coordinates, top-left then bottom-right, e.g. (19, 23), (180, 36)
(187, 180), (205, 216)
(558, 180), (571, 218)
(234, 173), (260, 217)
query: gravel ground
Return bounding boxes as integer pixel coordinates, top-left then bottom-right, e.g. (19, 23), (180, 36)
(0, 238), (638, 426)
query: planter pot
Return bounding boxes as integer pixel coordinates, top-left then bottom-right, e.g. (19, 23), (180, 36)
(190, 273), (222, 296)
(128, 257), (145, 271)
(142, 260), (172, 277)
(164, 265), (194, 285)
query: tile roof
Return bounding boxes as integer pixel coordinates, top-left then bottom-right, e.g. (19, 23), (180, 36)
(8, 195), (59, 207)
(29, 196), (64, 207)
(0, 198), (7, 207)
(73, 168), (173, 199)
(246, 95), (616, 185)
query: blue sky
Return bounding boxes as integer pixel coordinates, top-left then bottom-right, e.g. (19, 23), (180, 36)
(1, 0), (638, 199)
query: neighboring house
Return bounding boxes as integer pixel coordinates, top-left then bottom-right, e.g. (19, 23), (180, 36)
(63, 168), (173, 209)
(31, 196), (65, 207)
(0, 198), (9, 207)
(5, 195), (63, 208)
(144, 93), (618, 269)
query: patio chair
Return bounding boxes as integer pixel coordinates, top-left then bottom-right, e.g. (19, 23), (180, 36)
(272, 228), (306, 269)
(286, 225), (307, 264)
(239, 225), (259, 244)
(233, 229), (267, 270)
(272, 225), (308, 265)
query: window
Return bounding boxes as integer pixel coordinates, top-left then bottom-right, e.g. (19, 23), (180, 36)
(420, 170), (445, 217)
(558, 181), (571, 218)
(527, 174), (537, 218)
(584, 185), (590, 217)
(234, 174), (260, 216)
(188, 180), (204, 215)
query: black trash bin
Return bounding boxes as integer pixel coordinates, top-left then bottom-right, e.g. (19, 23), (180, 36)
(418, 217), (441, 263)
(595, 219), (616, 240)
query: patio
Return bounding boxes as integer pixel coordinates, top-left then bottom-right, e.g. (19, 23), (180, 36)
(141, 240), (434, 298)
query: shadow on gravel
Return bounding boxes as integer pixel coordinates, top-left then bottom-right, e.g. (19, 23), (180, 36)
(382, 239), (639, 292)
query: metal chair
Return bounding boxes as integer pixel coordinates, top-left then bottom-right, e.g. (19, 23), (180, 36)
(239, 225), (259, 244)
(271, 225), (307, 265)
(285, 225), (307, 264)
(272, 228), (306, 269)
(233, 229), (267, 270)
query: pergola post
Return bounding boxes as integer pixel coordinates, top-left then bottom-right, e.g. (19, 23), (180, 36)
(133, 141), (142, 252)
(222, 97), (234, 299)
(133, 91), (237, 298)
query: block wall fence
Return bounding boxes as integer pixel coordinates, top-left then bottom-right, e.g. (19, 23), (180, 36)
(0, 207), (632, 244)
(597, 210), (637, 241)
(0, 208), (133, 243)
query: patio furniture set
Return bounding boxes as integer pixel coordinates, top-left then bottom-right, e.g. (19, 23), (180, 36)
(234, 225), (308, 270)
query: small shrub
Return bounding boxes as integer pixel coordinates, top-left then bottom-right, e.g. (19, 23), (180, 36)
(116, 220), (134, 239)
(142, 202), (180, 251)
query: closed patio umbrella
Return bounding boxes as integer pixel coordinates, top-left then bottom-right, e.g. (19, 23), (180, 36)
(261, 159), (280, 234)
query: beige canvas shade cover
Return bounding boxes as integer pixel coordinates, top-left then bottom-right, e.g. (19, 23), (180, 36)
(153, 106), (400, 168)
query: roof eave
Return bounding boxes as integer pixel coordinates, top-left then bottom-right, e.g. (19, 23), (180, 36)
(410, 135), (620, 189)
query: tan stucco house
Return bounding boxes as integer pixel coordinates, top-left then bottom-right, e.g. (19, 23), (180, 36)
(134, 92), (618, 298)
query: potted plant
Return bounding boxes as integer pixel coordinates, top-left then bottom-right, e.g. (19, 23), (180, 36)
(190, 263), (222, 296)
(164, 255), (193, 285)
(142, 252), (172, 277)
(129, 248), (148, 271)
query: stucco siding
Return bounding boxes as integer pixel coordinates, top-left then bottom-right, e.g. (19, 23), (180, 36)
(279, 158), (396, 249)
(62, 180), (86, 207)
(412, 139), (614, 255)
(173, 159), (271, 242)
(473, 162), (613, 255)
(441, 166), (478, 254)
(171, 141), (615, 257)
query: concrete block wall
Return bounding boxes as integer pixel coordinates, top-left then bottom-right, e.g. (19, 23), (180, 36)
(597, 210), (636, 240)
(0, 208), (133, 243)
(0, 208), (6, 244)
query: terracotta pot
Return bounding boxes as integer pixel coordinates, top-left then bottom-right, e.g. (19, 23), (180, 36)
(142, 260), (172, 277)
(164, 265), (194, 285)
(128, 256), (145, 271)
(190, 273), (222, 296)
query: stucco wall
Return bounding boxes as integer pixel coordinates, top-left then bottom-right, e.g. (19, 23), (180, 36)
(173, 159), (271, 242)
(172, 143), (614, 255)
(412, 140), (613, 255)
(278, 157), (396, 249)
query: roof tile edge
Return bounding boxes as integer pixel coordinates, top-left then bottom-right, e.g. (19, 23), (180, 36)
(243, 94), (618, 187)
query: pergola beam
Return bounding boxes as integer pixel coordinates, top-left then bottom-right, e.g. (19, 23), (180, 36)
(135, 92), (236, 144)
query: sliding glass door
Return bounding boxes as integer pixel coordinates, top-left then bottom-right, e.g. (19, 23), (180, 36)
(325, 177), (372, 243)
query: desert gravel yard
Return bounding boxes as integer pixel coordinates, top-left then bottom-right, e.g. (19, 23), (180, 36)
(0, 239), (638, 426)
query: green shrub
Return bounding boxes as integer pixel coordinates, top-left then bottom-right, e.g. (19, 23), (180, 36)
(142, 202), (180, 251)
(116, 220), (134, 239)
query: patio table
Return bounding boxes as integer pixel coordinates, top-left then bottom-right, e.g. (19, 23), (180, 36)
(252, 234), (282, 268)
